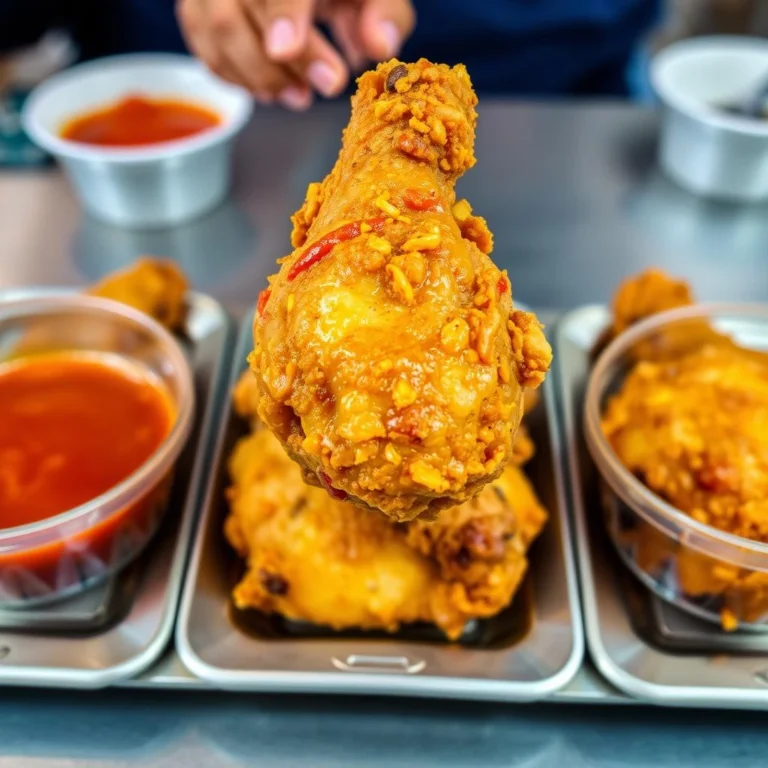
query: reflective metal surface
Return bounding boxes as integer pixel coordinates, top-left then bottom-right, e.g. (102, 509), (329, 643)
(0, 686), (765, 768)
(127, 646), (627, 702)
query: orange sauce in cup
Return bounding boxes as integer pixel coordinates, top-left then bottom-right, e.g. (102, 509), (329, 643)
(0, 354), (174, 529)
(60, 94), (221, 147)
(0, 353), (176, 599)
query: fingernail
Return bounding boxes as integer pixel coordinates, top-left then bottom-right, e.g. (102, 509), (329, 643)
(267, 17), (297, 57)
(377, 21), (401, 59)
(308, 60), (341, 97)
(279, 86), (311, 111)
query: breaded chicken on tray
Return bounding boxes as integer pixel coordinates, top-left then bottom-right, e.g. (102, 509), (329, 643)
(224, 407), (546, 640)
(599, 270), (768, 627)
(89, 257), (188, 331)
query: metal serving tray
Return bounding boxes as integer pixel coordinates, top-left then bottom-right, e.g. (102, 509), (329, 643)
(126, 648), (627, 703)
(558, 305), (768, 710)
(176, 311), (584, 701)
(0, 288), (231, 688)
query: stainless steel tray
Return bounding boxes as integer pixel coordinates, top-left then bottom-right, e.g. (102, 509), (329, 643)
(0, 288), (231, 688)
(176, 311), (584, 701)
(127, 649), (626, 702)
(127, 649), (630, 704)
(558, 305), (768, 710)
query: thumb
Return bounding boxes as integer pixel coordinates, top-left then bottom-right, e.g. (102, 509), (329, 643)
(258, 0), (316, 61)
(359, 0), (415, 61)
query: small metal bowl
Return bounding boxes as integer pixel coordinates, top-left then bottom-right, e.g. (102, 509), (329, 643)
(584, 304), (768, 631)
(22, 53), (252, 229)
(652, 36), (768, 202)
(0, 295), (194, 607)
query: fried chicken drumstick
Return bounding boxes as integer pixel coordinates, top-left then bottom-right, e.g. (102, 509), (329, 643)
(226, 374), (547, 639)
(251, 59), (551, 521)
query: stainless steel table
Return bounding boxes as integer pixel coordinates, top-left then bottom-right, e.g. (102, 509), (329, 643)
(1, 101), (767, 767)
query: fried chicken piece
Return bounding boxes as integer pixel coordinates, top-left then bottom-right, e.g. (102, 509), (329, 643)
(603, 270), (768, 538)
(603, 346), (768, 541)
(225, 427), (547, 639)
(11, 257), (189, 360)
(603, 346), (768, 626)
(601, 271), (768, 628)
(596, 269), (729, 362)
(235, 370), (537, 465)
(251, 59), (551, 521)
(88, 257), (188, 331)
(405, 464), (546, 625)
(610, 269), (694, 337)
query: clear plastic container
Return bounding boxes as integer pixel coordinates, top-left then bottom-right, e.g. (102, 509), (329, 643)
(0, 295), (194, 606)
(584, 303), (768, 631)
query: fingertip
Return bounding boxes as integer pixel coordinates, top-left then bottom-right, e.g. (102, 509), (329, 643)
(329, 15), (368, 72)
(363, 20), (401, 61)
(308, 60), (348, 98)
(266, 17), (303, 60)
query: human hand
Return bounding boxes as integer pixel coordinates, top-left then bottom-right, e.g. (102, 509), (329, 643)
(177, 0), (416, 110)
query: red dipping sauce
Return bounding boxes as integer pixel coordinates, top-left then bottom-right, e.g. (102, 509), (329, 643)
(0, 354), (174, 529)
(60, 94), (221, 147)
(0, 352), (177, 602)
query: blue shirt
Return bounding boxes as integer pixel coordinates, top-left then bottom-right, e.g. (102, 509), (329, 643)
(1, 0), (660, 95)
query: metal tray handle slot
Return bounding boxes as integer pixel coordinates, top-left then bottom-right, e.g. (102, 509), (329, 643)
(331, 655), (426, 674)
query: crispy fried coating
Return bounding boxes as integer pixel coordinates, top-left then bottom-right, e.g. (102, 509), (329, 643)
(236, 369), (536, 466)
(603, 346), (768, 542)
(88, 257), (188, 331)
(609, 268), (694, 337)
(601, 272), (768, 627)
(251, 59), (551, 521)
(404, 464), (546, 624)
(598, 269), (726, 362)
(225, 422), (547, 640)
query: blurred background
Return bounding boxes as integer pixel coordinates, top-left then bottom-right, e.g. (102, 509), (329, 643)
(2, 0), (768, 101)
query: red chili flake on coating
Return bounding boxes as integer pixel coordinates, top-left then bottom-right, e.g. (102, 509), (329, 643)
(287, 217), (386, 281)
(319, 470), (348, 501)
(402, 188), (443, 212)
(497, 276), (508, 295)
(257, 288), (271, 316)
